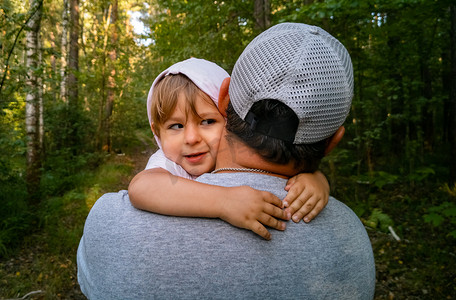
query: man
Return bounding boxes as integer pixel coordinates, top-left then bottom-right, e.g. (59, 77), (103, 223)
(77, 23), (375, 299)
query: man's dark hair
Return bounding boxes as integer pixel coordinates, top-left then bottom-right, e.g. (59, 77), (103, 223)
(225, 99), (327, 173)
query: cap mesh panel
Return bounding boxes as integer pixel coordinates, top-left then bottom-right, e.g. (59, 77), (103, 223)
(230, 23), (353, 144)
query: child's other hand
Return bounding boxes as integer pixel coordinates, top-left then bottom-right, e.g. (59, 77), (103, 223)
(219, 186), (291, 240)
(283, 171), (329, 223)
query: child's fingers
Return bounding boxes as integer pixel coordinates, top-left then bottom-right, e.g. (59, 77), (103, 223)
(264, 202), (291, 221)
(282, 187), (302, 208)
(284, 177), (296, 191)
(286, 176), (296, 185)
(258, 212), (287, 231)
(262, 191), (284, 209)
(302, 199), (326, 223)
(290, 195), (318, 223)
(285, 190), (312, 216)
(262, 192), (291, 220)
(250, 221), (272, 240)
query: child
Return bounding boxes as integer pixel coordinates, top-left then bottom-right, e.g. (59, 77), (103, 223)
(129, 58), (329, 240)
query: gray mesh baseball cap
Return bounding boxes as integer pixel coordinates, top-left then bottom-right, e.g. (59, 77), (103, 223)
(229, 23), (354, 144)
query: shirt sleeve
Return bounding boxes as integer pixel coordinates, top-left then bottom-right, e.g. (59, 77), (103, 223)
(145, 149), (196, 180)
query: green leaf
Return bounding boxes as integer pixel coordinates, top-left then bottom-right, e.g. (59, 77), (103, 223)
(449, 230), (456, 239)
(423, 213), (445, 227)
(364, 208), (394, 232)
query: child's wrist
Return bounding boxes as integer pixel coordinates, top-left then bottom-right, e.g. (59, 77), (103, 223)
(215, 186), (230, 220)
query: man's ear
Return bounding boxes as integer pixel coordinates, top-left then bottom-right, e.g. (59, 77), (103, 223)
(325, 126), (345, 155)
(218, 77), (231, 118)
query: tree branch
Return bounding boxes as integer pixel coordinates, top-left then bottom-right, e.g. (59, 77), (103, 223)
(0, 0), (44, 102)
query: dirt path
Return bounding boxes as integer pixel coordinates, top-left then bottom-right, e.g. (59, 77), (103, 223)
(131, 146), (154, 176)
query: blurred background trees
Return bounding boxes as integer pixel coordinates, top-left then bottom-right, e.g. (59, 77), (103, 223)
(0, 0), (455, 296)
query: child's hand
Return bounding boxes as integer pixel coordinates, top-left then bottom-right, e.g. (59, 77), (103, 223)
(219, 186), (291, 240)
(283, 171), (329, 223)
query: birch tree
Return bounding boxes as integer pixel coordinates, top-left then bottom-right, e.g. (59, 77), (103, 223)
(25, 0), (43, 201)
(60, 0), (69, 102)
(68, 0), (79, 108)
(102, 0), (118, 152)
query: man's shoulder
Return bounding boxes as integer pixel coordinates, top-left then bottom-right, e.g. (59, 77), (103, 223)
(197, 172), (288, 197)
(85, 190), (132, 222)
(100, 189), (129, 198)
(326, 196), (358, 217)
(92, 190), (129, 208)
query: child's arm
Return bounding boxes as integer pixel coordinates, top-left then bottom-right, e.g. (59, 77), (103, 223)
(282, 170), (329, 223)
(128, 168), (290, 240)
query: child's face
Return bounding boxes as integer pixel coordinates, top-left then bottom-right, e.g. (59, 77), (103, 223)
(157, 93), (225, 176)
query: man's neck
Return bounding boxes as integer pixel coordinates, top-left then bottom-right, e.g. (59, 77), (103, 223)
(214, 131), (296, 179)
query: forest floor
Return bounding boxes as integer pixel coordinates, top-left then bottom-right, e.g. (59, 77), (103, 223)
(0, 137), (155, 300)
(0, 137), (454, 299)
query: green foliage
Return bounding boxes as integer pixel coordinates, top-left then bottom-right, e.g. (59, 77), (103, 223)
(40, 190), (88, 254)
(371, 171), (399, 190)
(40, 152), (102, 197)
(424, 201), (456, 239)
(110, 87), (149, 152)
(406, 166), (436, 183)
(0, 168), (31, 257)
(0, 151), (136, 298)
(44, 102), (96, 153)
(1, 0), (455, 298)
(0, 198), (30, 257)
(0, 100), (29, 257)
(93, 160), (134, 189)
(0, 0), (29, 101)
(145, 0), (253, 71)
(364, 208), (394, 232)
(352, 171), (399, 191)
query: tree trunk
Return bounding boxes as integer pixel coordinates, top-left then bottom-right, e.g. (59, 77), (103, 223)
(449, 4), (456, 186)
(385, 12), (406, 163)
(60, 0), (69, 102)
(68, 0), (79, 108)
(65, 0), (80, 150)
(49, 31), (57, 101)
(38, 32), (44, 155)
(253, 0), (270, 32)
(420, 62), (433, 153)
(101, 0), (118, 152)
(25, 0), (43, 203)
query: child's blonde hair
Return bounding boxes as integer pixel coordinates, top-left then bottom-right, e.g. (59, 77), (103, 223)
(150, 74), (215, 137)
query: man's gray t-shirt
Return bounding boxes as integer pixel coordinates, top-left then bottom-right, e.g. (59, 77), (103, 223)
(77, 173), (375, 299)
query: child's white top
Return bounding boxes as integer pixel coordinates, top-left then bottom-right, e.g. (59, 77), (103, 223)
(145, 149), (196, 180)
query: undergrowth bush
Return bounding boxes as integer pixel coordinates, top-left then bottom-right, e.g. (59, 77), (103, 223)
(0, 150), (103, 258)
(40, 150), (103, 197)
(423, 184), (456, 239)
(0, 164), (31, 257)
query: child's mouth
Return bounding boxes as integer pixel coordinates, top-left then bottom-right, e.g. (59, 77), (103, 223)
(184, 152), (206, 164)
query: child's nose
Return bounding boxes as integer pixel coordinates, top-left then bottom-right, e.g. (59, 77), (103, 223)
(184, 125), (201, 145)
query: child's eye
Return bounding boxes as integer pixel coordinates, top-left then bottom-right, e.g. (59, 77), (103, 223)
(169, 123), (184, 130)
(201, 119), (216, 126)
